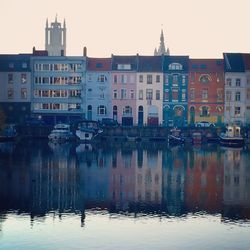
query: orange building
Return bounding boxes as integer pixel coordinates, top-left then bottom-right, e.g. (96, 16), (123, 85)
(188, 59), (224, 125)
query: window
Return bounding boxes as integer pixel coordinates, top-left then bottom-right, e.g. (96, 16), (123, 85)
(165, 75), (169, 84)
(97, 105), (107, 115)
(226, 78), (232, 86)
(22, 63), (27, 69)
(226, 91), (231, 101)
(9, 63), (14, 68)
(199, 74), (211, 83)
(164, 91), (169, 101)
(21, 74), (27, 84)
(123, 106), (132, 116)
(172, 90), (178, 101)
(182, 90), (186, 101)
(139, 90), (143, 100)
(130, 90), (134, 99)
(121, 89), (127, 99)
(113, 90), (118, 99)
(235, 107), (241, 116)
(235, 91), (241, 101)
(121, 74), (127, 84)
(8, 74), (13, 84)
(236, 78), (241, 87)
(118, 64), (131, 70)
(156, 75), (161, 83)
(97, 75), (107, 82)
(202, 89), (208, 100)
(190, 88), (195, 101)
(113, 75), (118, 83)
(217, 89), (223, 101)
(182, 75), (186, 84)
(21, 88), (27, 99)
(169, 63), (183, 70)
(201, 106), (209, 116)
(147, 75), (152, 84)
(146, 89), (153, 100)
(139, 75), (143, 83)
(156, 90), (160, 100)
(88, 74), (92, 82)
(173, 74), (178, 85)
(8, 88), (14, 99)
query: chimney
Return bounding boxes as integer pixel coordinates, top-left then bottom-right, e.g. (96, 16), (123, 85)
(83, 47), (87, 57)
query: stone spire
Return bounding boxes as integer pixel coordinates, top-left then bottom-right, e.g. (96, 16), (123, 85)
(154, 29), (170, 56)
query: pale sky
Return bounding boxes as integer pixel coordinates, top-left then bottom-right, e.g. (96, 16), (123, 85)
(1, 0), (250, 58)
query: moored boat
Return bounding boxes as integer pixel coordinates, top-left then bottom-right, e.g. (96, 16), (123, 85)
(75, 120), (103, 142)
(48, 123), (74, 142)
(219, 125), (244, 147)
(168, 128), (184, 145)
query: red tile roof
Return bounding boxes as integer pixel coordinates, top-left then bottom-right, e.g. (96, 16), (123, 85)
(87, 57), (111, 71)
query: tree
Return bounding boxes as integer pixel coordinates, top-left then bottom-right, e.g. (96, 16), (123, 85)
(0, 106), (6, 131)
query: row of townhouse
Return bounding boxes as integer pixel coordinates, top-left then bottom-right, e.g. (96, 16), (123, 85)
(1, 52), (250, 126)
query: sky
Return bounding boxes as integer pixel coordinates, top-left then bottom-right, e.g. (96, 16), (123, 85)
(1, 0), (250, 58)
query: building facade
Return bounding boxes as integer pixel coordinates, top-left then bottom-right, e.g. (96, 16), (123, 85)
(223, 53), (246, 125)
(0, 54), (32, 124)
(163, 56), (189, 127)
(188, 59), (224, 125)
(111, 55), (138, 125)
(31, 56), (86, 124)
(137, 56), (163, 126)
(86, 58), (112, 121)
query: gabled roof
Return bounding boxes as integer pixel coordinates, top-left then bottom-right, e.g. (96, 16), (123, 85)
(0, 54), (32, 72)
(189, 58), (224, 73)
(111, 55), (138, 71)
(223, 53), (245, 72)
(87, 57), (111, 71)
(163, 55), (189, 72)
(137, 56), (162, 72)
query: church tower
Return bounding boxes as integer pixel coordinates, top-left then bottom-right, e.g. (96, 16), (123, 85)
(45, 16), (66, 56)
(154, 29), (170, 56)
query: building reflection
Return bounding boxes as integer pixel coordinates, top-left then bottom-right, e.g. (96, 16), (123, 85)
(222, 147), (250, 220)
(185, 146), (223, 214)
(0, 141), (250, 223)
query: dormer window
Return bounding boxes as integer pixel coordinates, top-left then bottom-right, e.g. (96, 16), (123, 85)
(117, 64), (131, 70)
(169, 63), (183, 70)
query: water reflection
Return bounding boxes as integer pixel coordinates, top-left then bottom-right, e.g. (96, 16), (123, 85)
(0, 141), (250, 224)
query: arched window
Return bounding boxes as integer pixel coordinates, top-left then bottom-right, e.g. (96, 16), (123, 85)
(97, 105), (106, 115)
(139, 106), (143, 112)
(169, 63), (183, 70)
(174, 106), (184, 116)
(199, 74), (211, 83)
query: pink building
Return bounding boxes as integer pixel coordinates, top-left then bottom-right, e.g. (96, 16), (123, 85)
(111, 55), (138, 125)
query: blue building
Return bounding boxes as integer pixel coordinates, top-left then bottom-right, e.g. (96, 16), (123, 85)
(163, 56), (189, 127)
(31, 56), (86, 124)
(86, 58), (112, 121)
(0, 54), (32, 124)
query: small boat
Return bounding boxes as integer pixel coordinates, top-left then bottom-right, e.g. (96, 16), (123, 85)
(168, 128), (184, 145)
(0, 124), (17, 142)
(219, 125), (244, 147)
(48, 124), (74, 142)
(75, 120), (103, 142)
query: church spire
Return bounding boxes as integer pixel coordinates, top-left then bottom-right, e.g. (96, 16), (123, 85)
(154, 29), (170, 56)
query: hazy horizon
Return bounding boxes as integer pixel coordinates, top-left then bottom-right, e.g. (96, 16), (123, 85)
(1, 0), (250, 58)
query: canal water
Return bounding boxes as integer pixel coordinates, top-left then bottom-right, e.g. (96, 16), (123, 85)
(0, 140), (250, 249)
